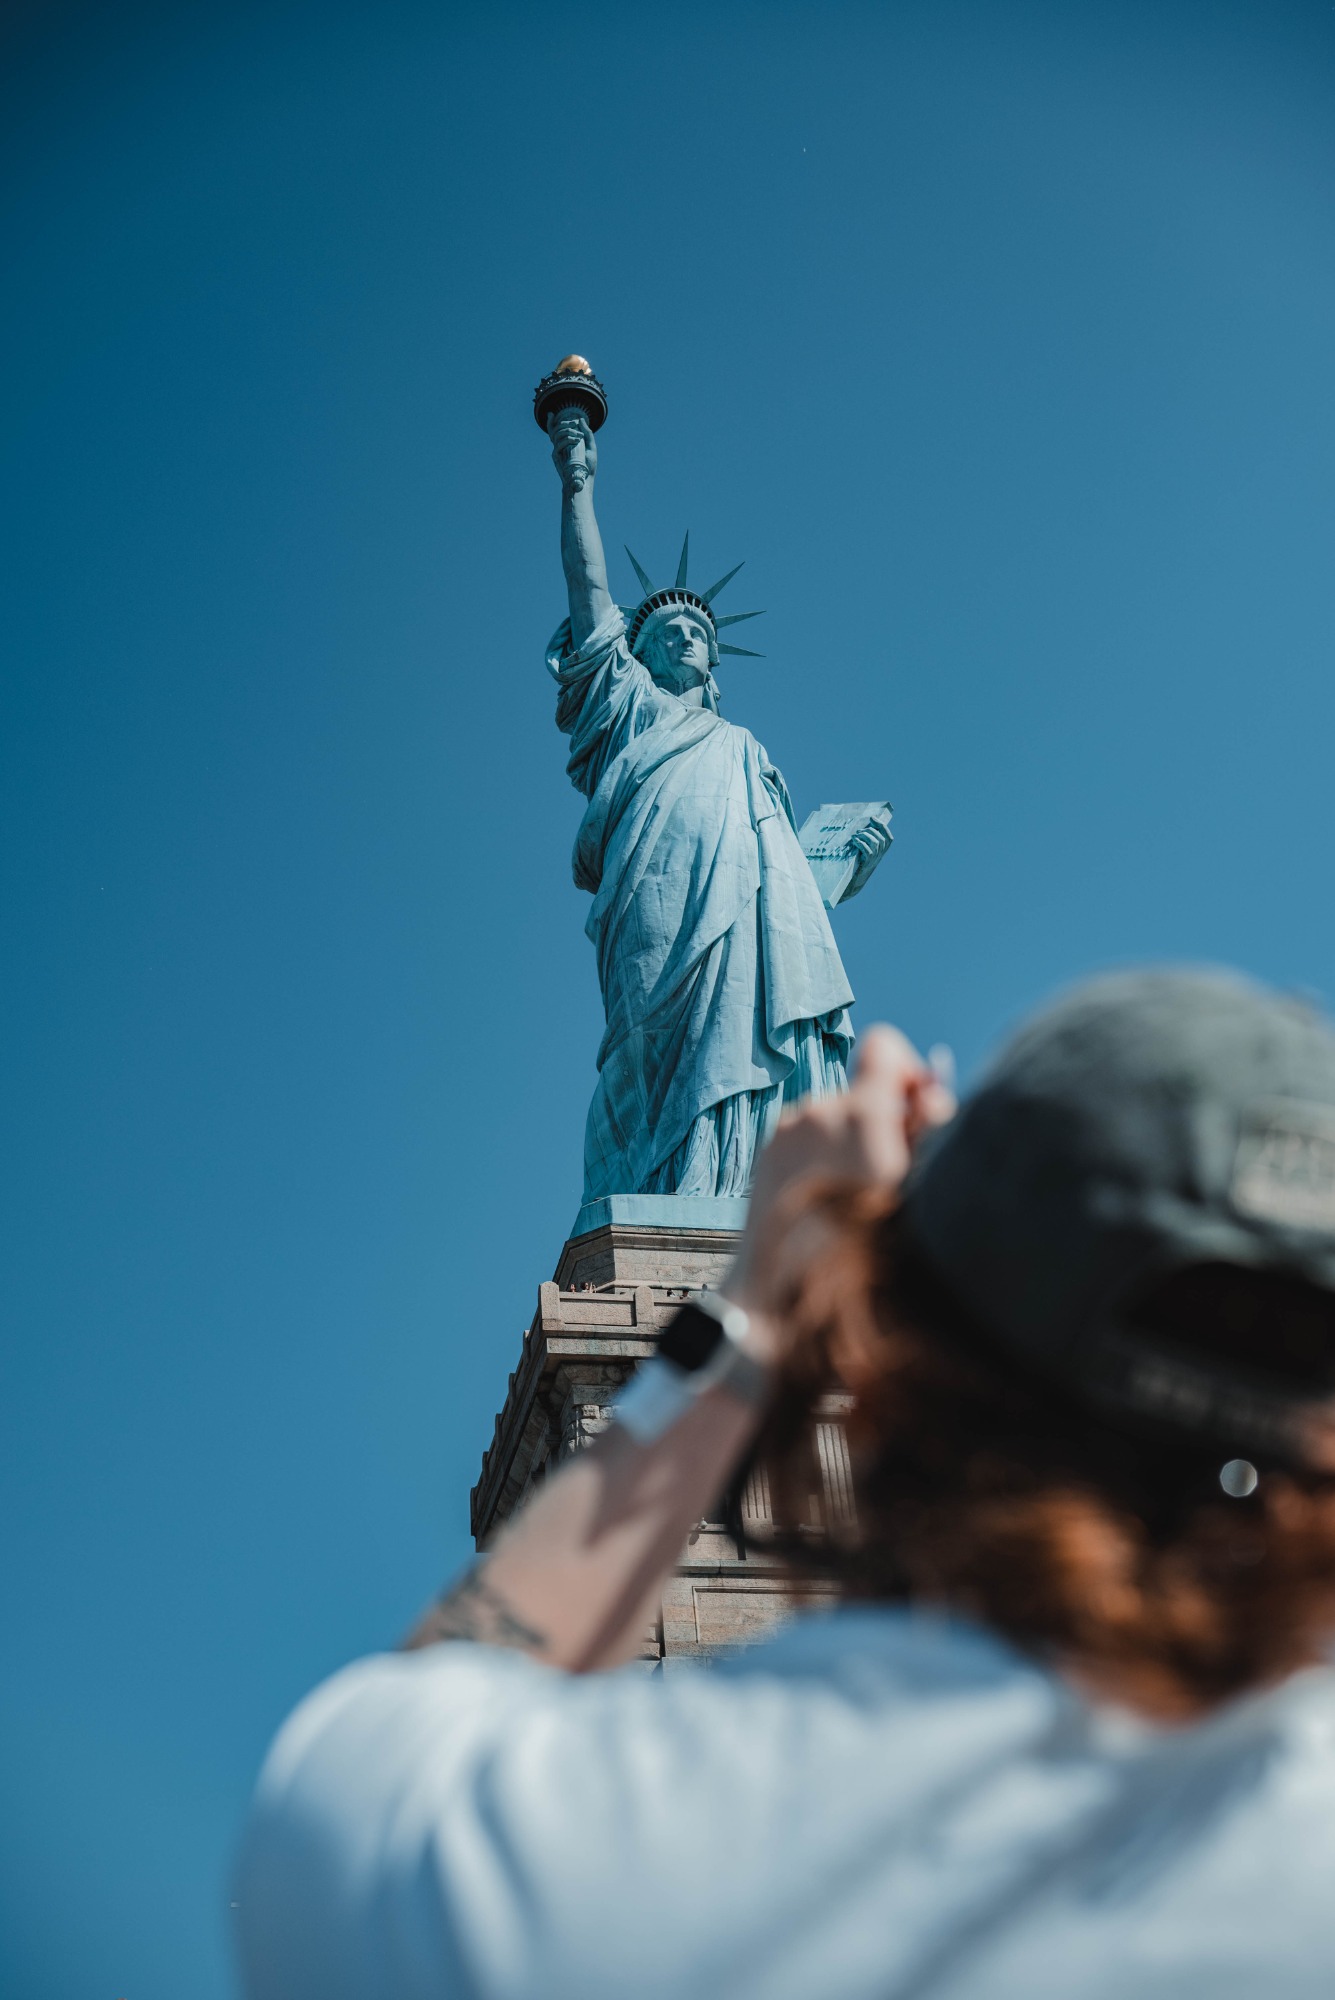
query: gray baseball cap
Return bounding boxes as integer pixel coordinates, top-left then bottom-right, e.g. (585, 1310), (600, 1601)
(903, 968), (1335, 1468)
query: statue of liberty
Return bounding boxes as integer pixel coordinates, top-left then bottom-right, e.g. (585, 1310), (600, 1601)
(540, 360), (893, 1204)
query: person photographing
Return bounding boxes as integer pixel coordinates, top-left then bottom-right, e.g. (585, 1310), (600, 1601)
(237, 968), (1335, 1999)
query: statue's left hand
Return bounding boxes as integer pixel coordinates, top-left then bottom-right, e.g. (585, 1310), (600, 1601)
(849, 820), (891, 864)
(841, 809), (893, 900)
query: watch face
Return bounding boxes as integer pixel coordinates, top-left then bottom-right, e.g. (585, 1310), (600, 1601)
(658, 1301), (726, 1374)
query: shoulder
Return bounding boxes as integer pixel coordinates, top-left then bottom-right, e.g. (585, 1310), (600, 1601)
(548, 606), (641, 683)
(233, 1618), (1066, 1999)
(247, 1609), (1054, 1833)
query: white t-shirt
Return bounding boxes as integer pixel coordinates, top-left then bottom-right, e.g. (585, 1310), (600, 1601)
(234, 1607), (1335, 1999)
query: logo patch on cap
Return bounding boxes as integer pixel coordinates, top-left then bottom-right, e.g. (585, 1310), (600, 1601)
(1232, 1100), (1335, 1233)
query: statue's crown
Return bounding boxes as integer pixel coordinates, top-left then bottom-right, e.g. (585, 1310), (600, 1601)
(623, 533), (764, 659)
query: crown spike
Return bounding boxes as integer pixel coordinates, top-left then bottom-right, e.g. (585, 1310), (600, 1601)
(674, 531), (691, 588)
(718, 642), (765, 658)
(715, 610), (764, 629)
(625, 547), (657, 597)
(701, 562), (745, 604)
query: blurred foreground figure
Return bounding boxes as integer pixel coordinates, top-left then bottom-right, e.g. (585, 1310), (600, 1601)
(236, 970), (1335, 2000)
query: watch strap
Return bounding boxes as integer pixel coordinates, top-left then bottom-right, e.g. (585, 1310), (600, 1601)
(614, 1293), (772, 1443)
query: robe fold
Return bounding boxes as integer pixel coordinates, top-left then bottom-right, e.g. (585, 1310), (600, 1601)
(550, 607), (854, 1200)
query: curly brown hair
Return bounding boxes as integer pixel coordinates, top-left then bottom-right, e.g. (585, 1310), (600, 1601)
(754, 1185), (1335, 1721)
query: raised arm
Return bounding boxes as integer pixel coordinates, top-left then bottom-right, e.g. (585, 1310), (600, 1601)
(550, 410), (614, 649)
(403, 1028), (954, 1674)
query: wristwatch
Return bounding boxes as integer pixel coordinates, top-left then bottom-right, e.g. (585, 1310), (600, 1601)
(613, 1289), (772, 1444)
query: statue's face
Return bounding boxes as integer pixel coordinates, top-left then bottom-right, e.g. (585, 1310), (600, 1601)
(644, 612), (713, 694)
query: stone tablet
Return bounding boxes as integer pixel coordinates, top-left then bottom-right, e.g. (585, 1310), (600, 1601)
(799, 802), (895, 909)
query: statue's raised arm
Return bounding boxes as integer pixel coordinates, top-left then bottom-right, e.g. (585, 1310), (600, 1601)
(549, 406), (613, 649)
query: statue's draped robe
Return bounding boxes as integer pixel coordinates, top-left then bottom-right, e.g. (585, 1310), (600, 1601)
(551, 608), (854, 1200)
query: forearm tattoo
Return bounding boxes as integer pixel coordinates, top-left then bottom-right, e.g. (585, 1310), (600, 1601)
(404, 1566), (550, 1655)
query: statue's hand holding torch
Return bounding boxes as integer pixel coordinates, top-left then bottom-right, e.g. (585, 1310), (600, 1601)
(549, 408), (597, 495)
(533, 355), (608, 500)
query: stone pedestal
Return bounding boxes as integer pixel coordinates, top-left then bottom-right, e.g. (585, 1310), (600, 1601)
(471, 1199), (829, 1665)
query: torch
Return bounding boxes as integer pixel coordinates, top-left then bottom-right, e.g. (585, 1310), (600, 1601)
(533, 356), (608, 488)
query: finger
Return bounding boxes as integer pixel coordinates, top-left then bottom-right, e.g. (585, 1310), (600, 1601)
(922, 1079), (957, 1126)
(926, 1043), (956, 1094)
(852, 1023), (925, 1096)
(905, 1072), (957, 1143)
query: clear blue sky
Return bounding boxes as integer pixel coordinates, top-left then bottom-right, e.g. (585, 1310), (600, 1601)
(3, 1), (1333, 1992)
